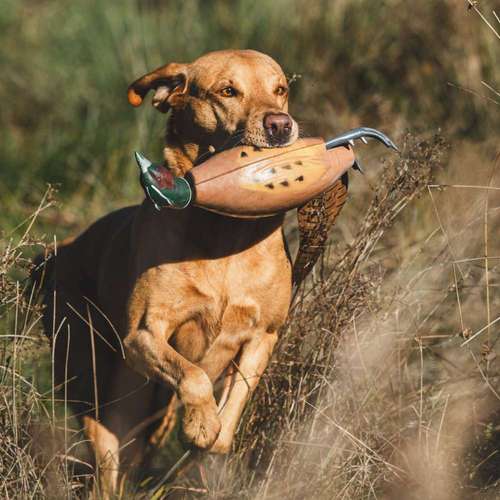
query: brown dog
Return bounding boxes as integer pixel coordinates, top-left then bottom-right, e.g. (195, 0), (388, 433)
(37, 49), (300, 496)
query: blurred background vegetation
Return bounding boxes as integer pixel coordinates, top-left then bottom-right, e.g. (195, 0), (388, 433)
(1, 0), (498, 232)
(1, 0), (499, 498)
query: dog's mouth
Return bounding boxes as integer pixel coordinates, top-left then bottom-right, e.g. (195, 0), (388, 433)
(196, 116), (299, 165)
(241, 133), (297, 149)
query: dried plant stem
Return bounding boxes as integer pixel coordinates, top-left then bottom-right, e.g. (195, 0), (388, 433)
(467, 0), (500, 40)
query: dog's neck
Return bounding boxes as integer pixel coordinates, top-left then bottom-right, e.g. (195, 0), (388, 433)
(155, 120), (285, 251)
(160, 117), (286, 241)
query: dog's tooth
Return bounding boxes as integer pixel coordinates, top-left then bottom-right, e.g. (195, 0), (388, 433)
(208, 145), (216, 154)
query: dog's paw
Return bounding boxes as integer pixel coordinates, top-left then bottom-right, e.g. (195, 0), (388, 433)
(181, 401), (221, 449)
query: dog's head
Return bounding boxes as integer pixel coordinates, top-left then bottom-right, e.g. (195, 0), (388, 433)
(128, 49), (299, 173)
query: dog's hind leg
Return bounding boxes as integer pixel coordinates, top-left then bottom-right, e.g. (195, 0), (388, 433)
(83, 416), (120, 500)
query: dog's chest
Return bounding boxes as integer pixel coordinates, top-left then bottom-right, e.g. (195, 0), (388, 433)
(168, 228), (291, 362)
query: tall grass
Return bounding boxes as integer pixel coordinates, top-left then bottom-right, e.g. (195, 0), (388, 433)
(1, 0), (499, 498)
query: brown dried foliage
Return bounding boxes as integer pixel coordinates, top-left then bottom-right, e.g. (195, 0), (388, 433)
(237, 135), (448, 466)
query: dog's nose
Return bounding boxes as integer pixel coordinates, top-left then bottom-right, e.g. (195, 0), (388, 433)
(263, 113), (292, 143)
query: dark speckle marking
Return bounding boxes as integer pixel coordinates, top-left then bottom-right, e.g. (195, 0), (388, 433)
(265, 183), (274, 189)
(269, 167), (277, 174)
(282, 164), (292, 170)
(280, 180), (289, 187)
(295, 175), (304, 182)
(253, 146), (262, 152)
(295, 160), (303, 165)
(240, 151), (248, 158)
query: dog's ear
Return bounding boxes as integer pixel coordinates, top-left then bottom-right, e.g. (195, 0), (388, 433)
(127, 62), (188, 113)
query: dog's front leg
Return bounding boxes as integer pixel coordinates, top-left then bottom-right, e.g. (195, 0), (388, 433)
(209, 330), (278, 454)
(123, 324), (221, 449)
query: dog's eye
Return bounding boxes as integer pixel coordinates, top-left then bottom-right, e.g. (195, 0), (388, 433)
(275, 86), (288, 96)
(219, 86), (238, 97)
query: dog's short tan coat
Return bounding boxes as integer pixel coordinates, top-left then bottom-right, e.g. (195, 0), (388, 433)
(39, 50), (299, 497)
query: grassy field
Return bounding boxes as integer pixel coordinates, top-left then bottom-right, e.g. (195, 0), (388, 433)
(1, 0), (499, 498)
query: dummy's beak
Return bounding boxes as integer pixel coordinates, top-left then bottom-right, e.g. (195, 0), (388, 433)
(134, 151), (153, 173)
(325, 127), (399, 152)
